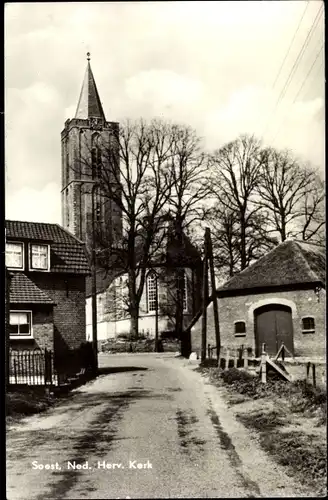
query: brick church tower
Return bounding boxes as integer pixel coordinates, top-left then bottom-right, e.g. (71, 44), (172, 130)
(61, 53), (122, 251)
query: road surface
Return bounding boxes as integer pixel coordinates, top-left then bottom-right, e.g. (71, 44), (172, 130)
(7, 354), (310, 499)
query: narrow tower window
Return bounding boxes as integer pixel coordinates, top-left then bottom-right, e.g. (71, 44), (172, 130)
(92, 146), (102, 179)
(66, 188), (69, 226)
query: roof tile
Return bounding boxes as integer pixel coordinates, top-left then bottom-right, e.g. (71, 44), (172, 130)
(6, 220), (90, 275)
(10, 273), (54, 304)
(219, 240), (325, 293)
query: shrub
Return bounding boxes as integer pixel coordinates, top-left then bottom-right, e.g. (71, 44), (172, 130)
(200, 359), (218, 368)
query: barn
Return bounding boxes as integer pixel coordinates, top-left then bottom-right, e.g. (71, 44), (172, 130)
(190, 240), (326, 359)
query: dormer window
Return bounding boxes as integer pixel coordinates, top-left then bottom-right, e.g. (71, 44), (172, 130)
(6, 242), (24, 270)
(29, 244), (50, 271)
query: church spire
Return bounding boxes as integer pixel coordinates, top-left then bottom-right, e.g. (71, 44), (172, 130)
(75, 53), (106, 120)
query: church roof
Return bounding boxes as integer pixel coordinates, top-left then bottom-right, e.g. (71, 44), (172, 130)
(75, 54), (106, 120)
(218, 240), (326, 295)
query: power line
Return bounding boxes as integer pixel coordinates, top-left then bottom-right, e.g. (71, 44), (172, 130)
(271, 1), (310, 90)
(292, 43), (323, 103)
(303, 58), (323, 99)
(271, 43), (323, 145)
(263, 2), (323, 138)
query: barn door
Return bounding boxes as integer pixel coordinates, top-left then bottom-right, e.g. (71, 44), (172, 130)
(255, 304), (294, 357)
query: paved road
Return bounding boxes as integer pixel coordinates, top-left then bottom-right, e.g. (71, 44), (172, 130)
(7, 354), (310, 499)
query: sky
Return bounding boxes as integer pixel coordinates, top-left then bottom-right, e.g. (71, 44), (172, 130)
(5, 1), (325, 224)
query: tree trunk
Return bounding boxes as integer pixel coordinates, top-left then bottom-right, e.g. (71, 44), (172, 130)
(175, 268), (184, 339)
(130, 304), (139, 339)
(281, 216), (287, 242)
(240, 217), (247, 270)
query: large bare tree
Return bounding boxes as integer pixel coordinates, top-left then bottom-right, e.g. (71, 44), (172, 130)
(79, 118), (175, 338)
(165, 124), (210, 341)
(209, 134), (271, 272)
(256, 148), (325, 244)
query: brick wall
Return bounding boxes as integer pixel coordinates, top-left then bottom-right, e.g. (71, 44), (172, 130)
(9, 306), (54, 351)
(32, 274), (87, 355)
(191, 287), (326, 358)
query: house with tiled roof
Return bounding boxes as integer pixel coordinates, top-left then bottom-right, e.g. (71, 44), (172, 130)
(5, 220), (90, 366)
(190, 240), (326, 359)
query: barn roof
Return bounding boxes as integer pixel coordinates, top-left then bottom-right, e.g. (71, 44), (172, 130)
(218, 240), (326, 294)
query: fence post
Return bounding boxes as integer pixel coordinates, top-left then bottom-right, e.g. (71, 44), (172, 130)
(312, 363), (316, 388)
(244, 347), (248, 369)
(208, 344), (211, 359)
(233, 348), (238, 368)
(13, 357), (17, 385)
(218, 347), (222, 370)
(225, 348), (230, 370)
(306, 362), (311, 381)
(261, 344), (267, 384)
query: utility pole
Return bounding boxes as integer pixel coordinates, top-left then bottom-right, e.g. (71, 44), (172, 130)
(201, 229), (209, 363)
(5, 266), (11, 390)
(154, 271), (159, 352)
(91, 182), (99, 373)
(206, 228), (221, 360)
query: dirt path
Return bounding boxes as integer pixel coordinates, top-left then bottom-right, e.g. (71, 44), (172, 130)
(6, 354), (313, 498)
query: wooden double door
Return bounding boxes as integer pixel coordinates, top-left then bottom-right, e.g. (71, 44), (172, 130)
(254, 304), (294, 357)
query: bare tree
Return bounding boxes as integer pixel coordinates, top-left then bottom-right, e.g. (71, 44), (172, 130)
(165, 124), (210, 341)
(256, 148), (325, 243)
(297, 174), (325, 245)
(209, 134), (268, 271)
(79, 118), (175, 338)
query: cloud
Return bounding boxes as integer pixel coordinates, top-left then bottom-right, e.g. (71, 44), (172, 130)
(5, 1), (324, 223)
(6, 182), (61, 223)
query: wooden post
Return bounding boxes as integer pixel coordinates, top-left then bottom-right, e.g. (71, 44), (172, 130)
(201, 230), (209, 363)
(261, 343), (267, 383)
(218, 347), (222, 370)
(13, 358), (17, 385)
(225, 348), (230, 370)
(244, 348), (248, 369)
(306, 362), (311, 381)
(312, 364), (316, 388)
(281, 342), (285, 362)
(206, 228), (221, 360)
(233, 348), (238, 368)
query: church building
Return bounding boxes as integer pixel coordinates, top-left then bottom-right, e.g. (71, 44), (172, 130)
(61, 55), (202, 341)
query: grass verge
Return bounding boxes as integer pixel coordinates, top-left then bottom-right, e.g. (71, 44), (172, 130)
(6, 389), (57, 424)
(197, 366), (327, 496)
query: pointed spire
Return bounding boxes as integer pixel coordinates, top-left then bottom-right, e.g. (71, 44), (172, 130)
(75, 53), (106, 120)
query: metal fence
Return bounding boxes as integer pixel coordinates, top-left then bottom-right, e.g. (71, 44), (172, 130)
(9, 349), (58, 386)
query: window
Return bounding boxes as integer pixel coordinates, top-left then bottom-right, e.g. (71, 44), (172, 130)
(92, 147), (102, 179)
(65, 142), (69, 184)
(30, 244), (49, 271)
(147, 272), (158, 312)
(66, 188), (70, 226)
(179, 271), (188, 312)
(234, 321), (246, 336)
(302, 317), (315, 334)
(9, 311), (32, 338)
(6, 242), (24, 270)
(95, 200), (102, 221)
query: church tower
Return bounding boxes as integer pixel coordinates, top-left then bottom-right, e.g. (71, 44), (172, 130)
(61, 53), (122, 251)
